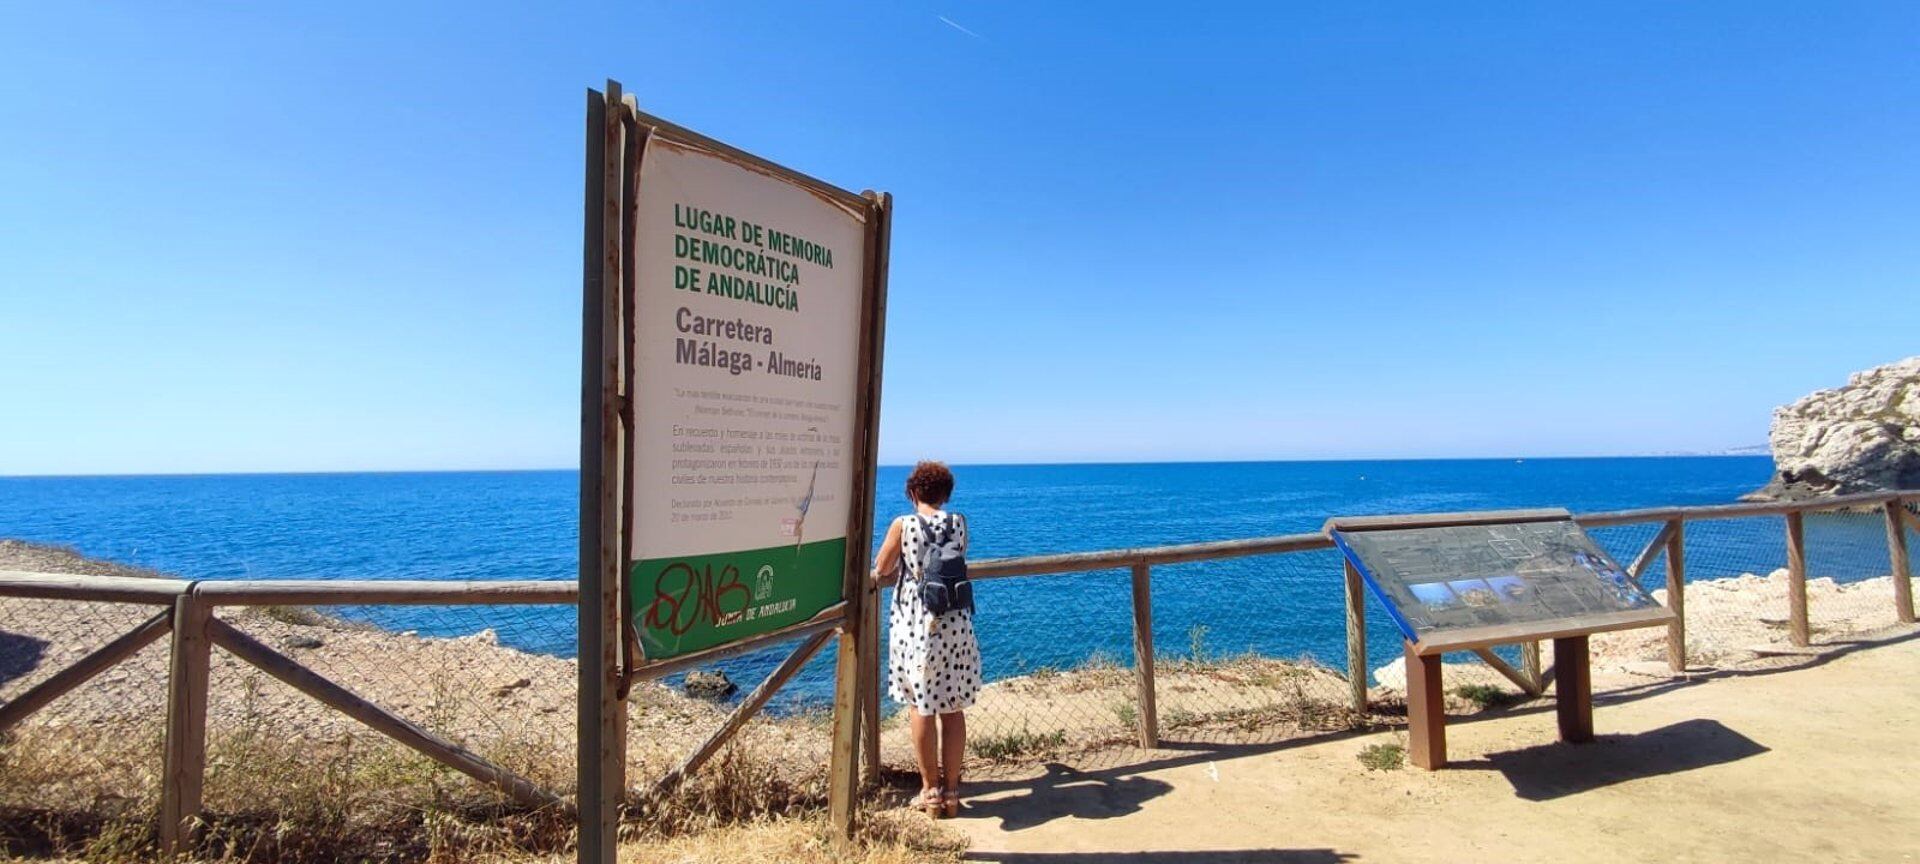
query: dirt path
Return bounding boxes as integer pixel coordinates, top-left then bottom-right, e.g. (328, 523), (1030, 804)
(954, 633), (1920, 864)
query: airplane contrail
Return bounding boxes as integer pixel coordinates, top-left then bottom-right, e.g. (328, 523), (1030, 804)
(937, 15), (982, 39)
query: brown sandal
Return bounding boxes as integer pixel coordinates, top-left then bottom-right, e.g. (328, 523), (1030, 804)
(914, 787), (943, 817)
(942, 788), (961, 818)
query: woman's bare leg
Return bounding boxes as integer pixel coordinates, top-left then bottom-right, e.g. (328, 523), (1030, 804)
(909, 710), (941, 799)
(939, 710), (966, 800)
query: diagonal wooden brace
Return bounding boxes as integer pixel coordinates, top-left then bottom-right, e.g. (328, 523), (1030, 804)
(206, 618), (564, 810)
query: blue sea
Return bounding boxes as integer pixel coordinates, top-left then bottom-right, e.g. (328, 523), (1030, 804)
(0, 458), (1900, 705)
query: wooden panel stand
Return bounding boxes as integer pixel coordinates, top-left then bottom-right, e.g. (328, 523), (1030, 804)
(1344, 560), (1367, 712)
(160, 594), (212, 857)
(1665, 519), (1687, 671)
(1129, 563), (1159, 748)
(1887, 500), (1914, 624)
(1521, 641), (1543, 692)
(1553, 636), (1593, 744)
(1404, 642), (1445, 770)
(1785, 512), (1810, 647)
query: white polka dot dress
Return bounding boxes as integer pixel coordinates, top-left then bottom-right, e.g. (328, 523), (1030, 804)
(888, 510), (981, 716)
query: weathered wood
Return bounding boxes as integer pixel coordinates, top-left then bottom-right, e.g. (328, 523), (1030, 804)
(1627, 520), (1680, 581)
(1326, 508), (1570, 533)
(853, 190), (893, 793)
(0, 611), (171, 733)
(577, 81), (625, 864)
(629, 603), (848, 682)
(1665, 519), (1688, 671)
(829, 189), (892, 844)
(160, 594), (212, 857)
(194, 580), (576, 606)
(652, 628), (835, 795)
(1673, 490), (1900, 522)
(627, 106), (871, 212)
(858, 577), (882, 787)
(1404, 642), (1445, 770)
(1411, 606), (1673, 656)
(1343, 560), (1367, 712)
(209, 618), (562, 808)
(1471, 647), (1542, 696)
(1887, 500), (1914, 624)
(1786, 512), (1809, 647)
(0, 571), (189, 604)
(1573, 507), (1685, 528)
(1129, 564), (1159, 748)
(1521, 641), (1543, 692)
(1553, 636), (1593, 743)
(970, 532), (1333, 580)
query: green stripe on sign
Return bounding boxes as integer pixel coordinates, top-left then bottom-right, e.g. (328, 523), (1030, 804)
(629, 538), (847, 660)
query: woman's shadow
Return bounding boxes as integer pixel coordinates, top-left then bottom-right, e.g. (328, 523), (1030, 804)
(962, 763), (1173, 831)
(0, 630), (50, 689)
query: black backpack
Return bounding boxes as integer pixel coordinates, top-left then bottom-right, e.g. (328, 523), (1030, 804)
(911, 513), (973, 615)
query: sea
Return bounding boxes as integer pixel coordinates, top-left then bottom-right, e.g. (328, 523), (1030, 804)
(0, 457), (1901, 707)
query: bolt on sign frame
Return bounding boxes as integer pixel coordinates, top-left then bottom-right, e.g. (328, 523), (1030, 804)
(579, 80), (891, 863)
(1326, 508), (1675, 770)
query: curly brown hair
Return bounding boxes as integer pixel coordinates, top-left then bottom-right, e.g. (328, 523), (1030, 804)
(904, 461), (954, 506)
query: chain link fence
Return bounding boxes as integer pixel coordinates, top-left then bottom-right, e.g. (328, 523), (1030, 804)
(4, 497), (1918, 854)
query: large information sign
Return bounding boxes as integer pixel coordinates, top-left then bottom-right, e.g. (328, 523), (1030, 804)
(1329, 512), (1672, 652)
(627, 135), (875, 660)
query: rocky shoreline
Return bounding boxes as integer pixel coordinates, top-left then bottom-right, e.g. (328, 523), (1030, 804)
(1747, 356), (1920, 501)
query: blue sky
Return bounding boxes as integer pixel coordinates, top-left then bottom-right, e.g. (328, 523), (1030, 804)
(2, 2), (1915, 474)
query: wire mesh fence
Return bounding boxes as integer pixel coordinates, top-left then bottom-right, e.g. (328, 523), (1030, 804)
(3, 495), (1918, 853)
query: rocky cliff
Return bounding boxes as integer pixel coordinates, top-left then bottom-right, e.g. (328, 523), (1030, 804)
(1748, 356), (1920, 500)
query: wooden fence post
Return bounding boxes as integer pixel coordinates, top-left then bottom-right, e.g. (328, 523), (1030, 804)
(1785, 511), (1809, 647)
(1886, 499), (1914, 624)
(576, 81), (626, 864)
(1129, 563), (1159, 748)
(160, 591), (211, 857)
(1343, 560), (1367, 712)
(1665, 518), (1687, 671)
(859, 578), (882, 787)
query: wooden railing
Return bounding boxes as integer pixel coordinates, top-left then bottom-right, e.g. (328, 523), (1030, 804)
(4, 489), (1915, 852)
(0, 575), (577, 857)
(908, 489), (1920, 751)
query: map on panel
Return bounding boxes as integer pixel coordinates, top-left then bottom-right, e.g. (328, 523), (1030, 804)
(1331, 518), (1661, 643)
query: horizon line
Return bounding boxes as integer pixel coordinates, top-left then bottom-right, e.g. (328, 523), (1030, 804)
(0, 451), (1774, 480)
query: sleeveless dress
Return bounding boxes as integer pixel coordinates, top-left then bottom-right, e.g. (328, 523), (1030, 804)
(887, 510), (982, 715)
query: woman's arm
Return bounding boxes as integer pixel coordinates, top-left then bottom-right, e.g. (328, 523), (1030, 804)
(872, 517), (905, 587)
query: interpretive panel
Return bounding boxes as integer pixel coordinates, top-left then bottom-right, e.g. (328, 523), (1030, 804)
(627, 136), (872, 660)
(1331, 517), (1664, 646)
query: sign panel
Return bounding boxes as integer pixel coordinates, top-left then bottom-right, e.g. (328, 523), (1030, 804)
(1331, 517), (1664, 646)
(627, 136), (870, 660)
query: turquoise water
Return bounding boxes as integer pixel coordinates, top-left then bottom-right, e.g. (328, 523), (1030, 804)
(0, 457), (1897, 704)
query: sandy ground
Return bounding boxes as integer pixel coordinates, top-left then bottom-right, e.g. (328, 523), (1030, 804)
(953, 630), (1920, 864)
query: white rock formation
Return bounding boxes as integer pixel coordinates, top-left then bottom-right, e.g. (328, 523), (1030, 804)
(1751, 356), (1920, 499)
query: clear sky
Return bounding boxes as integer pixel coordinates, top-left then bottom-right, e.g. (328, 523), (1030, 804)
(2, 2), (1915, 475)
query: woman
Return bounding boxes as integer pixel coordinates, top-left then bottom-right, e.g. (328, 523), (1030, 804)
(872, 460), (980, 818)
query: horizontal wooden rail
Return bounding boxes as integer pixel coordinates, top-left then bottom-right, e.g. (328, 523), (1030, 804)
(970, 532), (1333, 580)
(0, 571), (189, 604)
(194, 579), (577, 606)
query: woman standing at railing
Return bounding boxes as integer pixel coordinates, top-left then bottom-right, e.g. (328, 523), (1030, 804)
(872, 460), (979, 818)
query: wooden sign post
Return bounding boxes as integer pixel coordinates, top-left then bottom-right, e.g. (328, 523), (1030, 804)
(580, 80), (890, 863)
(1328, 509), (1675, 770)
